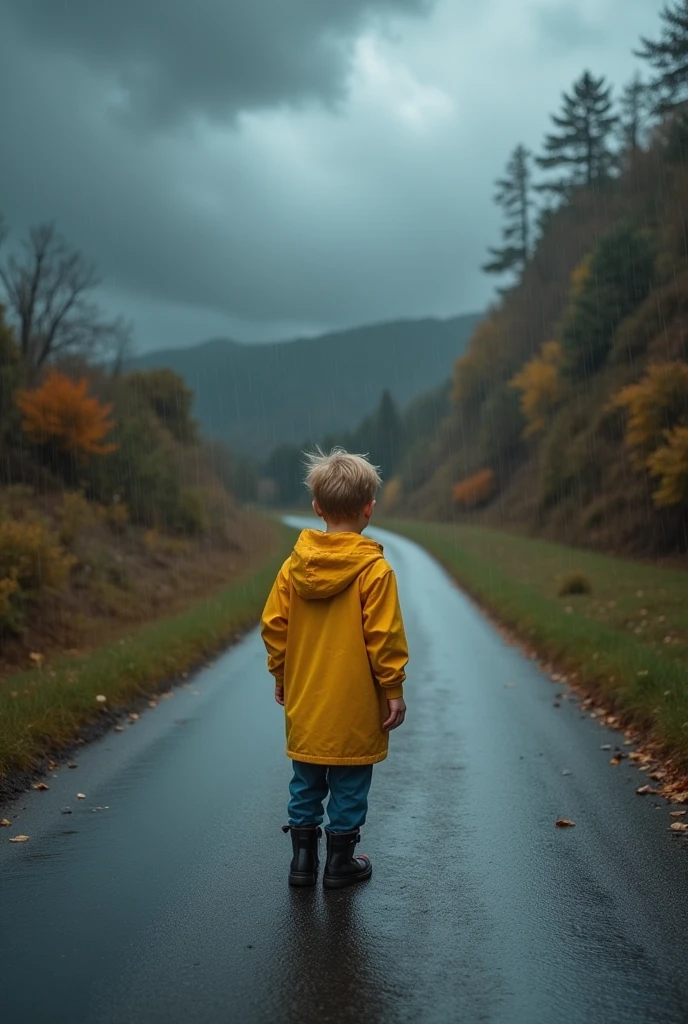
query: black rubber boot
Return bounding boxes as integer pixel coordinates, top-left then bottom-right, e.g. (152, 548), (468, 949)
(282, 825), (322, 887)
(323, 829), (372, 889)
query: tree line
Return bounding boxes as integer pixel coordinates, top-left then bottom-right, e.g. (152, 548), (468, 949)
(484, 0), (688, 283)
(389, 0), (688, 553)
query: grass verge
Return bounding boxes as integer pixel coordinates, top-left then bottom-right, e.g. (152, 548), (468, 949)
(0, 522), (296, 780)
(384, 520), (688, 772)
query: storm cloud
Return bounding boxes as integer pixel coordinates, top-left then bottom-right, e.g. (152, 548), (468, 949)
(4, 0), (432, 126)
(0, 0), (663, 350)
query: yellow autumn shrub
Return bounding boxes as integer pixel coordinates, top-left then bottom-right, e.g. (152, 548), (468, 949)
(0, 517), (73, 630)
(613, 362), (688, 467)
(647, 426), (688, 508)
(453, 318), (507, 408)
(509, 341), (564, 437)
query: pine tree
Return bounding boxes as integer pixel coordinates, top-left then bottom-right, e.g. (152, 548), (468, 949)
(537, 71), (618, 194)
(618, 73), (652, 158)
(561, 224), (655, 379)
(482, 145), (533, 278)
(636, 0), (688, 113)
(375, 389), (402, 478)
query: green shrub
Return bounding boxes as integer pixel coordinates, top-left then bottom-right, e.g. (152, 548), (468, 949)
(172, 488), (209, 536)
(124, 369), (199, 445)
(58, 491), (96, 547)
(478, 384), (524, 465)
(562, 224), (655, 380)
(84, 411), (189, 531)
(558, 571), (592, 596)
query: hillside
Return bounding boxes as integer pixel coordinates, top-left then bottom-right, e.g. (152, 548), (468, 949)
(382, 109), (688, 557)
(128, 314), (481, 458)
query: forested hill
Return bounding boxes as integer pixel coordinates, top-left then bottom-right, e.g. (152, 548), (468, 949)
(128, 314), (480, 457)
(379, 4), (688, 557)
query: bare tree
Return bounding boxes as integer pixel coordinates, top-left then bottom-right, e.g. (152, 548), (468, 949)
(110, 318), (134, 378)
(0, 221), (129, 379)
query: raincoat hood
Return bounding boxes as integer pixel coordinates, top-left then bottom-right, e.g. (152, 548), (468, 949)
(290, 529), (384, 601)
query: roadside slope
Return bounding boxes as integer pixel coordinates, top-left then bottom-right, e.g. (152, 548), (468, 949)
(0, 520), (296, 794)
(384, 519), (688, 782)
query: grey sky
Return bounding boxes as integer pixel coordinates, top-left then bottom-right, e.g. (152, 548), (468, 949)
(0, 0), (662, 351)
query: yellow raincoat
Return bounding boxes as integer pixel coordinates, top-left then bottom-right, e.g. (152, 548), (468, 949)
(261, 529), (408, 766)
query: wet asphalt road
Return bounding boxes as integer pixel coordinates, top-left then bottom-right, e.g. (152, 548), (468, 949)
(1, 519), (687, 1024)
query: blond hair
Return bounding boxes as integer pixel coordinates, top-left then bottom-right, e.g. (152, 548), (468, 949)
(303, 447), (382, 520)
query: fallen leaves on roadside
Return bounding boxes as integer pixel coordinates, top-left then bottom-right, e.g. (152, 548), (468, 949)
(33, 782), (49, 791)
(556, 818), (576, 828)
(96, 694), (107, 703)
(670, 811), (686, 818)
(636, 785), (658, 796)
(114, 725), (124, 732)
(9, 835), (29, 843)
(600, 744), (612, 751)
(0, 819), (11, 827)
(129, 713), (139, 722)
(669, 822), (688, 832)
(610, 756), (623, 766)
(48, 760), (58, 771)
(29, 652), (44, 667)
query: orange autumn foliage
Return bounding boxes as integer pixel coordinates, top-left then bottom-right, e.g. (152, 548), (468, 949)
(452, 468), (496, 509)
(17, 370), (117, 459)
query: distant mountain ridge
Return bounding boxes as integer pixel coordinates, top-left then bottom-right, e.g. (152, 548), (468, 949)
(129, 313), (481, 457)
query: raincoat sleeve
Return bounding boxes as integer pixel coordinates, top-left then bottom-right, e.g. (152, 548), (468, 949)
(361, 568), (408, 700)
(260, 562), (291, 686)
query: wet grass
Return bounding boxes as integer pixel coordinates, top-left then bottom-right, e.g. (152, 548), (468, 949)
(385, 520), (688, 767)
(0, 523), (297, 778)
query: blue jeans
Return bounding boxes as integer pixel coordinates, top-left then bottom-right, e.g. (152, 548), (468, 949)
(288, 761), (374, 833)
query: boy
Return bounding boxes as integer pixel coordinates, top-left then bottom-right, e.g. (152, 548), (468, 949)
(261, 448), (408, 889)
